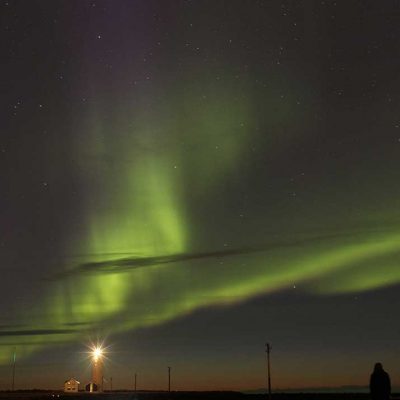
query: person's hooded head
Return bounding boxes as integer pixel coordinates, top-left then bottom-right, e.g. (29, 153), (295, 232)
(374, 363), (384, 373)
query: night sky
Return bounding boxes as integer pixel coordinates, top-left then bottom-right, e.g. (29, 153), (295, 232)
(1, 0), (400, 392)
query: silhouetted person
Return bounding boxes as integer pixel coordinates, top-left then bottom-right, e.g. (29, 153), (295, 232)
(370, 362), (391, 400)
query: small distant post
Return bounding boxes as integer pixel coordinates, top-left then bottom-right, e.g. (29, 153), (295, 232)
(265, 343), (272, 400)
(11, 347), (16, 391)
(110, 376), (113, 391)
(168, 366), (171, 392)
(134, 372), (137, 392)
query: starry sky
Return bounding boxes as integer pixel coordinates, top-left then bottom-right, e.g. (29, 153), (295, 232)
(1, 0), (400, 392)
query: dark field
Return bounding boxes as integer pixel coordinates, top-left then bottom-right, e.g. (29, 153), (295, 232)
(0, 392), (397, 400)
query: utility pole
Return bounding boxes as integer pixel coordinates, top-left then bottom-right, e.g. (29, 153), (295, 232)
(265, 343), (272, 400)
(134, 372), (137, 392)
(168, 366), (171, 392)
(11, 347), (16, 391)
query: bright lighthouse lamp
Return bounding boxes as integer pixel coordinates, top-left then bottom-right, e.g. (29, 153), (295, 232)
(92, 347), (103, 362)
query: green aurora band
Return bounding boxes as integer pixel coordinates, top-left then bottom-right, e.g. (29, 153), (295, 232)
(1, 73), (399, 364)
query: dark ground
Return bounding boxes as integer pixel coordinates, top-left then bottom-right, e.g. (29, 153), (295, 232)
(0, 392), (399, 400)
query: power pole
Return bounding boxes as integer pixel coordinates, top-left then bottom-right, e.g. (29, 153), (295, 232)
(168, 366), (171, 392)
(134, 372), (137, 392)
(11, 347), (16, 391)
(265, 343), (272, 400)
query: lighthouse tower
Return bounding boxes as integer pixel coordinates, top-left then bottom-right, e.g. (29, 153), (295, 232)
(91, 347), (103, 391)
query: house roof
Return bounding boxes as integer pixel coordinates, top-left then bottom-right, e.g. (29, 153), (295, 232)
(64, 378), (80, 384)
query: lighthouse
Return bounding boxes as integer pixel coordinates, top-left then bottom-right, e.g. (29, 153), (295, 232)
(89, 347), (103, 392)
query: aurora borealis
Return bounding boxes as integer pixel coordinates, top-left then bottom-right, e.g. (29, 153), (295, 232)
(1, 0), (400, 391)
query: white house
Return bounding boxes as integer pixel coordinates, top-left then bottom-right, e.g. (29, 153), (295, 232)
(64, 378), (80, 392)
